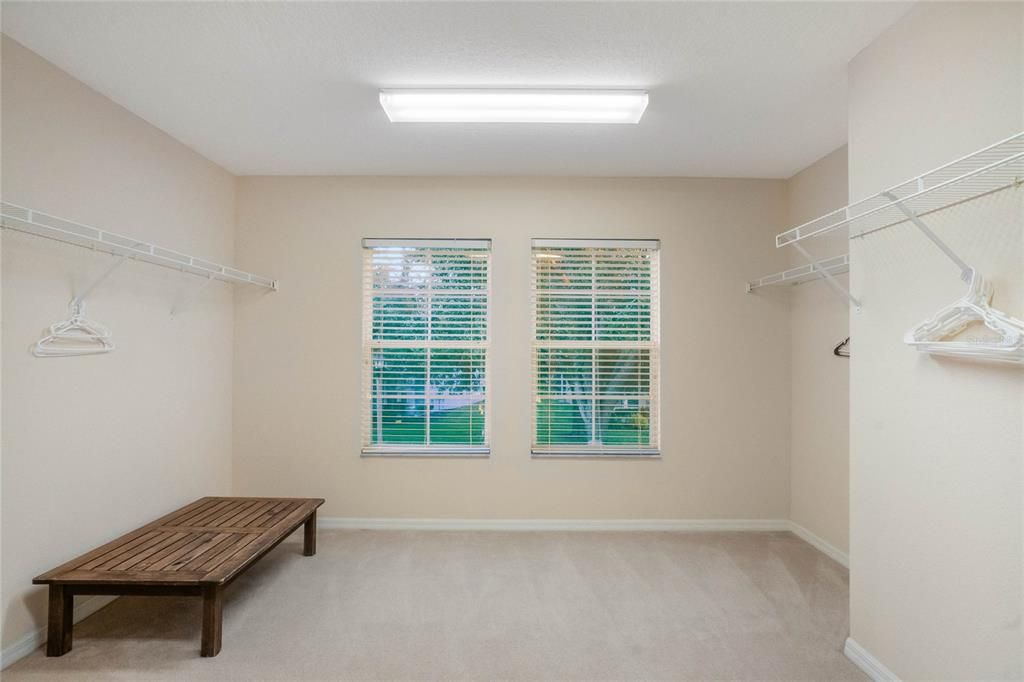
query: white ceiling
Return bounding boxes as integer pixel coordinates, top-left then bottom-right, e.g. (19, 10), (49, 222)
(2, 2), (911, 178)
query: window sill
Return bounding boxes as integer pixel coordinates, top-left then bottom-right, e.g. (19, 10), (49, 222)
(361, 448), (490, 459)
(531, 449), (661, 460)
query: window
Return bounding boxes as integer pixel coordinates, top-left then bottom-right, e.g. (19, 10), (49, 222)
(531, 239), (660, 456)
(362, 238), (491, 456)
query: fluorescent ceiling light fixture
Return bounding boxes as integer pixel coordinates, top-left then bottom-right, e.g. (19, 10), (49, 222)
(379, 89), (649, 124)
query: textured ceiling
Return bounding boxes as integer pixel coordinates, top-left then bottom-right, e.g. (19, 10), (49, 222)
(1, 1), (911, 177)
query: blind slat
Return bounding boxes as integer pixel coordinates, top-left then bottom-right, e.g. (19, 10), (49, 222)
(532, 238), (660, 250)
(364, 238), (491, 249)
(363, 241), (491, 453)
(531, 242), (660, 456)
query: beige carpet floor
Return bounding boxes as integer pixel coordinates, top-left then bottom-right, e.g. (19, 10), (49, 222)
(5, 530), (863, 681)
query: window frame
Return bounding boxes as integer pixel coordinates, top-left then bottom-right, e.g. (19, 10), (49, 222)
(360, 237), (492, 458)
(530, 238), (661, 458)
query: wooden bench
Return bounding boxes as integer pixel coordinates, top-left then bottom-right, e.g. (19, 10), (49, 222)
(33, 496), (324, 658)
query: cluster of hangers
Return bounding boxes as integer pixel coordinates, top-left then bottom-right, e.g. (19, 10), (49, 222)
(28, 252), (213, 358)
(905, 266), (1024, 364)
(801, 237), (1023, 365)
(886, 192), (1023, 365)
(32, 256), (127, 358)
(35, 300), (115, 357)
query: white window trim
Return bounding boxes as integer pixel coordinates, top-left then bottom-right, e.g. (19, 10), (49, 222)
(361, 238), (492, 457)
(530, 238), (661, 458)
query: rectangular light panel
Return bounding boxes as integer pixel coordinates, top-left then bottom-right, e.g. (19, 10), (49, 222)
(379, 89), (649, 124)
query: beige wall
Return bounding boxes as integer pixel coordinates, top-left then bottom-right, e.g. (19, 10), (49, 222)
(785, 146), (850, 557)
(847, 3), (1023, 678)
(233, 176), (792, 520)
(1, 37), (236, 651)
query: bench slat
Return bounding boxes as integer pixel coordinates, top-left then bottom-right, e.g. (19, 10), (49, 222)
(109, 532), (192, 571)
(202, 503), (316, 584)
(80, 531), (163, 571)
(247, 500), (294, 528)
(33, 497), (324, 586)
(34, 498), (212, 581)
(180, 534), (244, 571)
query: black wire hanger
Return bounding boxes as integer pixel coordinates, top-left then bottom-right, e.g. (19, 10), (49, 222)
(834, 337), (850, 358)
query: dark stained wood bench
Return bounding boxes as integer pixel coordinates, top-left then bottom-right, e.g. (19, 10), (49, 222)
(33, 496), (324, 658)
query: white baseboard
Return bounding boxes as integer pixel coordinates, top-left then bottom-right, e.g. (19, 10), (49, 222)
(319, 518), (849, 566)
(0, 595), (117, 670)
(844, 637), (900, 682)
(318, 517), (790, 532)
(787, 521), (849, 568)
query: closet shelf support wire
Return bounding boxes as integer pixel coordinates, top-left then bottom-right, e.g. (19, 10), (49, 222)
(881, 190), (972, 280)
(0, 202), (278, 290)
(791, 243), (861, 310)
(170, 275), (216, 318)
(72, 254), (129, 309)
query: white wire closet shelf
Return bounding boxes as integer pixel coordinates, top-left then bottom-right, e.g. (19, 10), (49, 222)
(747, 254), (848, 292)
(775, 131), (1024, 247)
(0, 202), (278, 290)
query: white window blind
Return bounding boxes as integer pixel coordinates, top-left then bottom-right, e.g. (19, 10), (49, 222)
(362, 238), (491, 456)
(531, 239), (660, 456)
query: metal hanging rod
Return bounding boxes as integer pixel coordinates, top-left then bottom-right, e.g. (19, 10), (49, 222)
(0, 202), (278, 290)
(775, 130), (1024, 248)
(747, 253), (849, 292)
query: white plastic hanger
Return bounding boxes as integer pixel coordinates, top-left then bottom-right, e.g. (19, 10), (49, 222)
(904, 267), (1024, 364)
(34, 300), (115, 357)
(32, 256), (125, 358)
(880, 191), (1024, 365)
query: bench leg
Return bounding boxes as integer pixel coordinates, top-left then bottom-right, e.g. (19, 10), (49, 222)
(46, 585), (74, 656)
(201, 585), (223, 657)
(303, 510), (317, 556)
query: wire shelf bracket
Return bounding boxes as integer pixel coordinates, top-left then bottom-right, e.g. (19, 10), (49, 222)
(0, 202), (278, 291)
(792, 243), (861, 309)
(881, 190), (973, 281)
